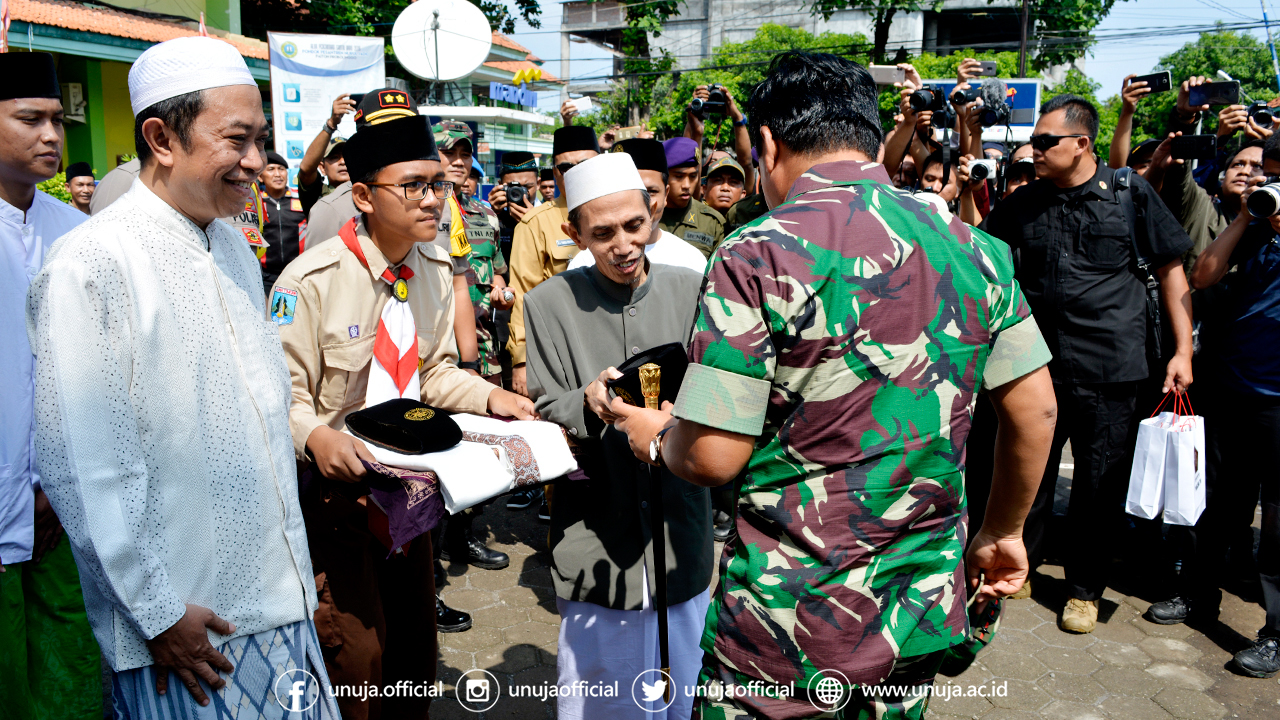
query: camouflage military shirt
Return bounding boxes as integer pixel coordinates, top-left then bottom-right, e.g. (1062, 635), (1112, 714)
(457, 193), (507, 376)
(671, 161), (1051, 689)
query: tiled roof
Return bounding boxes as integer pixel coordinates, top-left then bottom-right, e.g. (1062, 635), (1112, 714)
(490, 32), (530, 54)
(12, 0), (268, 60)
(483, 59), (562, 84)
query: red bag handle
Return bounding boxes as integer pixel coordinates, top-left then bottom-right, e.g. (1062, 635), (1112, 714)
(1150, 391), (1195, 418)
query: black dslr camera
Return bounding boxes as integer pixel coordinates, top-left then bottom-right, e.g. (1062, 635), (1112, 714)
(1246, 175), (1280, 218)
(504, 182), (529, 208)
(1249, 101), (1275, 130)
(909, 85), (947, 114)
(689, 84), (728, 119)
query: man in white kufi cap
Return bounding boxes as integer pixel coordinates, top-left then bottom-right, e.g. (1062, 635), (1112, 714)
(522, 152), (713, 720)
(26, 36), (338, 718)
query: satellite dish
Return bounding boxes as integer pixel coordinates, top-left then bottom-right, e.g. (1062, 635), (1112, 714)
(392, 0), (493, 82)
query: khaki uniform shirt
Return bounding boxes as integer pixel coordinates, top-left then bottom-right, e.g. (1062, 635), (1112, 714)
(505, 195), (577, 364)
(659, 198), (725, 259)
(272, 218), (494, 457)
(305, 181), (356, 251)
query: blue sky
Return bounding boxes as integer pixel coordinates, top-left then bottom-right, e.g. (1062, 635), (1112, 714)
(504, 0), (1277, 114)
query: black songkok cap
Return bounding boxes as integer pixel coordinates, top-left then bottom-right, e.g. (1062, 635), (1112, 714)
(0, 53), (61, 101)
(553, 125), (599, 156)
(65, 162), (94, 181)
(265, 151), (288, 169)
(345, 399), (462, 455)
(606, 342), (689, 409)
(611, 138), (668, 174)
(501, 151), (537, 174)
(345, 115), (439, 182)
(539, 167), (554, 182)
(354, 88), (419, 128)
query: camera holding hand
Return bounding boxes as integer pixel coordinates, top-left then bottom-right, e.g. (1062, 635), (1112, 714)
(1246, 176), (1280, 218)
(910, 85), (947, 114)
(969, 158), (998, 182)
(690, 84), (728, 119)
(504, 182), (530, 209)
(1249, 101), (1275, 130)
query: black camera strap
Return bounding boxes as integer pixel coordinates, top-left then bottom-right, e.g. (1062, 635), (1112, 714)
(1114, 166), (1165, 364)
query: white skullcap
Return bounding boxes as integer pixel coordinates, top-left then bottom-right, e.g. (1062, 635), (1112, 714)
(128, 37), (257, 116)
(563, 152), (647, 211)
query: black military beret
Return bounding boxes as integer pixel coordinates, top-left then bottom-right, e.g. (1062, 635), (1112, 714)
(606, 342), (689, 409)
(345, 399), (462, 455)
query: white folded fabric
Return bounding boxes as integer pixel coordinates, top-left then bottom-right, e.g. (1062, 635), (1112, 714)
(451, 415), (578, 484)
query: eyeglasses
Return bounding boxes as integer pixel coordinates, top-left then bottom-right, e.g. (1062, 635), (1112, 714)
(365, 180), (454, 201)
(555, 161), (583, 175)
(1029, 134), (1088, 152)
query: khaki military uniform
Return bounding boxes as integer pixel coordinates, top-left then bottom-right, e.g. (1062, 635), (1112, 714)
(659, 198), (725, 259)
(505, 195), (577, 365)
(725, 192), (768, 235)
(272, 218), (494, 454)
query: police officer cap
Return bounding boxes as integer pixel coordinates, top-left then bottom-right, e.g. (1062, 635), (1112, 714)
(0, 52), (60, 101)
(501, 151), (538, 174)
(663, 137), (699, 169)
(553, 126), (599, 156)
(345, 115), (439, 182)
(345, 399), (462, 455)
(612, 139), (668, 174)
(65, 162), (94, 181)
(354, 88), (419, 128)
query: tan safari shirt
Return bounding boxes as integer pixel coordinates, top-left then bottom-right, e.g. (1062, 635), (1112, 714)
(272, 218), (494, 458)
(505, 195), (577, 365)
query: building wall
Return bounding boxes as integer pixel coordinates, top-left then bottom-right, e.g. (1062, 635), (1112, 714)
(101, 61), (136, 169)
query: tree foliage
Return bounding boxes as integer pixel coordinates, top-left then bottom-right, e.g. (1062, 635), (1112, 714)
(809, 0), (938, 62)
(1027, 0), (1127, 71)
(38, 173), (72, 204)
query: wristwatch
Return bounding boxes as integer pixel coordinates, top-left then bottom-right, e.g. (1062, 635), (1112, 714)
(649, 426), (672, 467)
(733, 117), (749, 127)
(458, 360), (480, 371)
(321, 121), (337, 135)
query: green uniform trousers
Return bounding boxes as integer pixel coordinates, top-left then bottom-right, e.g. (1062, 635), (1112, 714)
(0, 539), (102, 720)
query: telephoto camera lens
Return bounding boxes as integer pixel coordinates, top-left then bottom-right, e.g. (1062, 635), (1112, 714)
(909, 87), (942, 113)
(950, 85), (980, 105)
(1246, 177), (1280, 218)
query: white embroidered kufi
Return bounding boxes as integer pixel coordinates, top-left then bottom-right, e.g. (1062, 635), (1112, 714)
(563, 153), (647, 211)
(128, 37), (257, 116)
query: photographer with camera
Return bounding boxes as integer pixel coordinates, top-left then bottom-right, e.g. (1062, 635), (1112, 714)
(683, 84), (755, 192)
(979, 94), (1195, 634)
(1168, 76), (1273, 195)
(487, 151), (540, 259)
(1143, 135), (1280, 678)
(1109, 75), (1154, 174)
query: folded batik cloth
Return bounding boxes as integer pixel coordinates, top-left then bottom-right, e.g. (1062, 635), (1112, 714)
(360, 459), (446, 556)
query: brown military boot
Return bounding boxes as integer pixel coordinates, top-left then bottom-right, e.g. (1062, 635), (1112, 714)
(1008, 579), (1032, 600)
(1060, 598), (1098, 633)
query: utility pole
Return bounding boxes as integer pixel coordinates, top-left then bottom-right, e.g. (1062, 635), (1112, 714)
(561, 31), (571, 106)
(1263, 0), (1280, 93)
(1018, 0), (1030, 77)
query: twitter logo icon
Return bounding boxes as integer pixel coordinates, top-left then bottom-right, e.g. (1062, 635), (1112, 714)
(632, 669), (675, 711)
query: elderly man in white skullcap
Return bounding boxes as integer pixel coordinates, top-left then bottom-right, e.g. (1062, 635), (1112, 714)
(522, 152), (712, 720)
(26, 36), (338, 718)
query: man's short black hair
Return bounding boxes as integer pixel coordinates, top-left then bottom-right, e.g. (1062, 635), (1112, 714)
(1263, 132), (1280, 164)
(746, 51), (882, 159)
(1039, 94), (1099, 144)
(134, 90), (204, 165)
(1228, 138), (1266, 167)
(922, 151), (951, 184)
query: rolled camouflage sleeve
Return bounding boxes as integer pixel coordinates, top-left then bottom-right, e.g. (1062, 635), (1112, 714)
(970, 227), (1052, 389)
(673, 245), (774, 437)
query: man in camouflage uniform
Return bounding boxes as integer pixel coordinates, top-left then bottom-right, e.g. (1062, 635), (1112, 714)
(613, 52), (1059, 719)
(659, 137), (726, 258)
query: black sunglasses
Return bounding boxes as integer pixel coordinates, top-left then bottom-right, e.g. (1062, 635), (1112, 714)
(1029, 134), (1088, 152)
(554, 161), (584, 175)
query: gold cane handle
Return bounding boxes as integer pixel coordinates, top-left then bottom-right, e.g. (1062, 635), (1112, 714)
(639, 363), (661, 410)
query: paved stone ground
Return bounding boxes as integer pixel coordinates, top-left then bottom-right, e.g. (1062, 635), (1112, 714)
(431, 473), (1280, 719)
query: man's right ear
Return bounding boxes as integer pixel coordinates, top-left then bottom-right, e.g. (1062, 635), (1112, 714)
(352, 183), (375, 214)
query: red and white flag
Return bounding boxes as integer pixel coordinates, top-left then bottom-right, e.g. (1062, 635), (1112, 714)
(198, 12), (208, 37)
(1, 0), (12, 54)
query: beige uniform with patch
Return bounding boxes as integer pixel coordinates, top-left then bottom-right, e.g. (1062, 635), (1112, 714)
(505, 195), (577, 365)
(271, 218), (494, 457)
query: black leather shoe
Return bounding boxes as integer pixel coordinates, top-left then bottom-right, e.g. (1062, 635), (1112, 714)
(506, 488), (536, 510)
(537, 497), (551, 523)
(437, 595), (472, 633)
(1233, 637), (1280, 678)
(713, 510), (735, 543)
(1145, 596), (1191, 625)
(441, 535), (510, 570)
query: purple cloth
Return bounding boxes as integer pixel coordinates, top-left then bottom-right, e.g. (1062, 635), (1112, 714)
(362, 459), (446, 556)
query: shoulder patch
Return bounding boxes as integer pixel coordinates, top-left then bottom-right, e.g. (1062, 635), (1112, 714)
(270, 288), (298, 325)
(290, 198), (303, 212)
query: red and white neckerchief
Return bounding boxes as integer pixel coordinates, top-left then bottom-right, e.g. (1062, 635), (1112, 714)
(340, 219), (420, 404)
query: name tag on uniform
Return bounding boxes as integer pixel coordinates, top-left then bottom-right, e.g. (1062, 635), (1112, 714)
(555, 238), (576, 247)
(684, 231), (714, 249)
(466, 227), (495, 241)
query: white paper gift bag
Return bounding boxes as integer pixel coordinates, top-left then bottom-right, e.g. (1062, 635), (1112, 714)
(1126, 413), (1171, 520)
(1161, 401), (1206, 527)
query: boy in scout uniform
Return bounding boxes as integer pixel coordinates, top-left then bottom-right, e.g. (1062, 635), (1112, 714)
(658, 137), (725, 258)
(272, 114), (536, 720)
(506, 125), (598, 396)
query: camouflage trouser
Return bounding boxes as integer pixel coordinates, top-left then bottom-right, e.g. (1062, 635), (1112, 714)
(693, 651), (946, 720)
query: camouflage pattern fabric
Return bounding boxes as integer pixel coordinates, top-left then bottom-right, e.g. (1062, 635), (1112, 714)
(458, 193), (507, 376)
(671, 161), (1051, 696)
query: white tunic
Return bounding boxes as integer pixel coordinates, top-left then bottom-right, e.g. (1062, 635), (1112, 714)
(0, 190), (85, 565)
(567, 230), (708, 274)
(26, 180), (316, 672)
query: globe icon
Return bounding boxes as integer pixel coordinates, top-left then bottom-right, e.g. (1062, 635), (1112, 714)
(814, 676), (843, 706)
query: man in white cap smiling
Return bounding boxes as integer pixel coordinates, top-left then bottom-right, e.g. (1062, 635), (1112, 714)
(26, 36), (337, 718)
(523, 152), (712, 720)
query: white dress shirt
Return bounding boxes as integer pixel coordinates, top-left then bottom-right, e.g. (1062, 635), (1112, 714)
(26, 180), (316, 671)
(0, 190), (85, 566)
(567, 230), (708, 274)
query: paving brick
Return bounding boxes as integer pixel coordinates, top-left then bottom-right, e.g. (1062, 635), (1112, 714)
(1094, 665), (1164, 697)
(1033, 623), (1099, 650)
(443, 625), (504, 653)
(474, 643), (540, 674)
(471, 605), (530, 630)
(985, 678), (1052, 711)
(495, 584), (554, 609)
(1088, 639), (1152, 668)
(1138, 637), (1203, 666)
(469, 568), (517, 591)
(1039, 672), (1107, 704)
(527, 600), (561, 626)
(991, 628), (1048, 655)
(427, 698), (478, 720)
(503, 621), (559, 647)
(1152, 687), (1228, 719)
(980, 709), (1044, 720)
(926, 689), (994, 718)
(1145, 663), (1214, 691)
(1133, 617), (1195, 640)
(440, 588), (499, 611)
(1099, 694), (1175, 719)
(1000, 603), (1049, 632)
(1027, 602), (1060, 624)
(979, 649), (1049, 682)
(1039, 700), (1109, 720)
(1033, 647), (1101, 675)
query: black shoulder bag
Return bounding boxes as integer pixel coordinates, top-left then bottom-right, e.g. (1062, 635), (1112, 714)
(1113, 167), (1167, 368)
